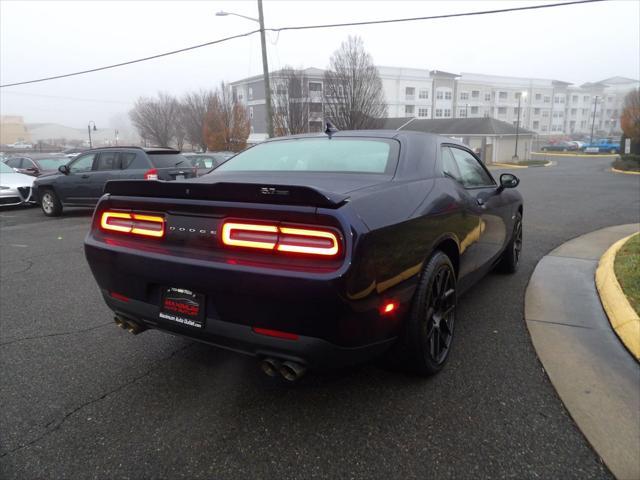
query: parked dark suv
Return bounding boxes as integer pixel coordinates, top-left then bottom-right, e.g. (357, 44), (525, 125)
(33, 147), (195, 216)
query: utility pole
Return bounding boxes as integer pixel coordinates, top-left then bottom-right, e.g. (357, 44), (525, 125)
(87, 121), (96, 149)
(590, 96), (599, 144)
(257, 0), (274, 138)
(513, 92), (526, 161)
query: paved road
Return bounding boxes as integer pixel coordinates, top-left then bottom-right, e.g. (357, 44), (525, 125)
(1, 156), (638, 479)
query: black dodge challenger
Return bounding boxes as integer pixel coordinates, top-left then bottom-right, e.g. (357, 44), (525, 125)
(84, 130), (523, 380)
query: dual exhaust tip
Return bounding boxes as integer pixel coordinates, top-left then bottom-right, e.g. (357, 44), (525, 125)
(114, 316), (147, 335)
(261, 358), (307, 382)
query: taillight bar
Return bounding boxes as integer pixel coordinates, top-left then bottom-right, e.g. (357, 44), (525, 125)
(100, 211), (165, 238)
(221, 221), (341, 257)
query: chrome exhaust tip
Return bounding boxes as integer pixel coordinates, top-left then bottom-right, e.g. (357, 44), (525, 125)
(279, 361), (307, 382)
(260, 358), (281, 377)
(114, 316), (127, 329)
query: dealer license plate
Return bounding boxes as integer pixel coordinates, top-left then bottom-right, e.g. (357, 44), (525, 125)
(159, 287), (205, 329)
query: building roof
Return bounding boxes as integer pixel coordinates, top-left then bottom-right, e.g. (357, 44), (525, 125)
(382, 117), (535, 136)
(430, 70), (460, 78)
(230, 67), (326, 85)
(596, 76), (639, 85)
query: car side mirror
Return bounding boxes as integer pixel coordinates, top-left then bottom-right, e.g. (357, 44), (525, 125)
(58, 165), (70, 175)
(498, 173), (519, 191)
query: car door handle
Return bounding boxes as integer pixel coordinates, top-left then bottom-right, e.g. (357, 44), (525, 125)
(476, 197), (485, 206)
(81, 174), (90, 179)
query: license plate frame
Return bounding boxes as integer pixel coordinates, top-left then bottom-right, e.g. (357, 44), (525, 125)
(159, 287), (205, 329)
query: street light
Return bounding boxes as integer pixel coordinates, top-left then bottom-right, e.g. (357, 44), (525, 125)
(216, 0), (274, 138)
(513, 91), (527, 161)
(589, 96), (600, 144)
(87, 121), (97, 149)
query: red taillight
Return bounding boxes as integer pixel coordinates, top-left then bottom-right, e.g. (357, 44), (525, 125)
(100, 211), (165, 238)
(252, 326), (299, 341)
(109, 291), (130, 302)
(221, 221), (340, 257)
(144, 168), (158, 180)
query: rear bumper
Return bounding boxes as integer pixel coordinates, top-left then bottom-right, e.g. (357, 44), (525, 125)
(86, 237), (414, 368)
(106, 292), (395, 369)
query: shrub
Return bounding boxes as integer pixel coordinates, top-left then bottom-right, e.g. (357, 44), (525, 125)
(613, 154), (640, 172)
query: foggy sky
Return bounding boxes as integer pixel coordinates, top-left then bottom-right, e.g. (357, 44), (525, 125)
(1, 0), (638, 129)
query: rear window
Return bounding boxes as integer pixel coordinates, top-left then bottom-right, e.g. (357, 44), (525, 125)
(216, 138), (397, 174)
(148, 153), (188, 168)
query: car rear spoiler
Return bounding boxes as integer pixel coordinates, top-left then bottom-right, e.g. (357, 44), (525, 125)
(104, 180), (349, 209)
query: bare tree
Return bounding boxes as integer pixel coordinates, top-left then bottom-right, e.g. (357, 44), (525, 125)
(323, 36), (387, 130)
(203, 82), (250, 152)
(272, 67), (311, 136)
(129, 92), (180, 147)
(621, 88), (640, 152)
(180, 90), (214, 151)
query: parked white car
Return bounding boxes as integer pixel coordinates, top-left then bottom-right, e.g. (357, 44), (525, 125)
(7, 142), (33, 149)
(0, 162), (35, 206)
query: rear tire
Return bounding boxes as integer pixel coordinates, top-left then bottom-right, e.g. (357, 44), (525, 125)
(391, 251), (457, 376)
(498, 212), (522, 273)
(40, 189), (62, 217)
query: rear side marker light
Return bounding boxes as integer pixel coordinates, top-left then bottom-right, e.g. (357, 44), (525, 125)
(221, 222), (340, 257)
(252, 327), (299, 341)
(100, 211), (165, 238)
(381, 301), (398, 314)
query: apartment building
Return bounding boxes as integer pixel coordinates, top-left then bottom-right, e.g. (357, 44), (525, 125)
(230, 67), (638, 140)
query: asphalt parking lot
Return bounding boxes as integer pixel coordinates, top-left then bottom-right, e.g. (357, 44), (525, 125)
(1, 155), (639, 479)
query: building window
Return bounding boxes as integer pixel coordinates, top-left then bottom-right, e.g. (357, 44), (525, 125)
(405, 87), (415, 100)
(444, 91), (452, 100)
(405, 105), (415, 115)
(436, 91), (443, 100)
(309, 102), (322, 113)
(572, 95), (578, 103)
(460, 92), (469, 100)
(471, 106), (478, 114)
(238, 93), (244, 101)
(248, 87), (253, 100)
(535, 93), (542, 101)
(249, 107), (254, 119)
(418, 108), (429, 117)
(558, 112), (563, 118)
(309, 82), (322, 92)
(544, 96), (550, 103)
(554, 96), (560, 104)
(580, 120), (586, 128)
(552, 112), (558, 118)
(470, 90), (478, 99)
(498, 107), (507, 114)
(459, 109), (467, 117)
(435, 109), (443, 118)
(542, 111), (549, 118)
(551, 125), (558, 132)
(444, 109), (451, 117)
(534, 108), (540, 115)
(541, 125), (548, 132)
(484, 93), (491, 101)
(498, 91), (507, 100)
(419, 89), (429, 99)
(570, 108), (577, 116)
(583, 95), (590, 102)
(560, 97), (565, 103)
(515, 92), (523, 99)
(533, 121), (539, 129)
(582, 108), (589, 115)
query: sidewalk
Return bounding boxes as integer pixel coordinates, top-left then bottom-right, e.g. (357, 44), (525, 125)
(525, 224), (640, 480)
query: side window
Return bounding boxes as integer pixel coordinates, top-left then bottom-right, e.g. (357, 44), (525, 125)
(24, 159), (36, 169)
(119, 152), (137, 169)
(441, 147), (461, 181)
(69, 153), (96, 173)
(96, 152), (119, 171)
(5, 158), (23, 168)
(448, 147), (495, 188)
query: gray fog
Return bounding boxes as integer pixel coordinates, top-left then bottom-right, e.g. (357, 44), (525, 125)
(1, 0), (638, 128)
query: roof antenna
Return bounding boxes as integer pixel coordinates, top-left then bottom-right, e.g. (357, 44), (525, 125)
(324, 120), (338, 139)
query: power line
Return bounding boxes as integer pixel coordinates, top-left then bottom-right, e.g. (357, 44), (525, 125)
(0, 29), (260, 88)
(0, 0), (604, 89)
(269, 0), (604, 32)
(1, 90), (132, 105)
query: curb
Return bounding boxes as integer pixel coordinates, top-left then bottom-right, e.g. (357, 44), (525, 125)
(524, 224), (640, 480)
(532, 152), (618, 158)
(611, 167), (640, 175)
(489, 161), (553, 169)
(596, 233), (640, 361)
